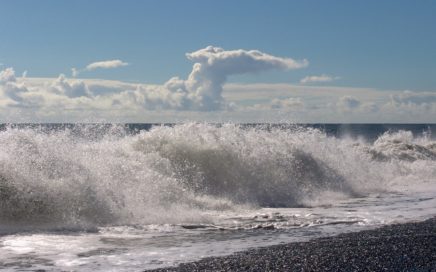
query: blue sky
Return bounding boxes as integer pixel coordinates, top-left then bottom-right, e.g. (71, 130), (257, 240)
(1, 0), (436, 122)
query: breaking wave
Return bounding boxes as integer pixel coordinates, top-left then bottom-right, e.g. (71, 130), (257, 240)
(366, 130), (436, 161)
(0, 123), (434, 229)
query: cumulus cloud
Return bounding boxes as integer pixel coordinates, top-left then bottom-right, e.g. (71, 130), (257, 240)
(335, 95), (382, 115)
(6, 45), (435, 123)
(0, 46), (309, 120)
(2, 82), (28, 104)
(390, 91), (436, 105)
(50, 74), (93, 98)
(121, 46), (308, 111)
(177, 46), (308, 110)
(0, 68), (32, 107)
(336, 96), (361, 112)
(61, 46), (309, 111)
(0, 68), (16, 83)
(300, 74), (339, 84)
(377, 91), (436, 121)
(1, 65), (436, 123)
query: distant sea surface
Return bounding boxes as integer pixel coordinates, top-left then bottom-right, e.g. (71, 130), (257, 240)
(0, 123), (435, 271)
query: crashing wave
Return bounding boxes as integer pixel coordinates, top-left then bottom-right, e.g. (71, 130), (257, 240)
(365, 130), (436, 162)
(0, 123), (433, 228)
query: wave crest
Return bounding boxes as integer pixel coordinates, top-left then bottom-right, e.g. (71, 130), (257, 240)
(367, 130), (436, 161)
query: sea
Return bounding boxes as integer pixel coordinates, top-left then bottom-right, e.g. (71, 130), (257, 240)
(0, 123), (435, 271)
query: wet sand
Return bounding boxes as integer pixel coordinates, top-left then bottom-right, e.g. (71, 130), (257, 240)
(150, 218), (436, 272)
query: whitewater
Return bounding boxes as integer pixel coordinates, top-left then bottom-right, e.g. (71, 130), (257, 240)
(0, 123), (435, 271)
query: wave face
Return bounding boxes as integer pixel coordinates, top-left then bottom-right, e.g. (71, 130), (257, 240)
(0, 123), (434, 228)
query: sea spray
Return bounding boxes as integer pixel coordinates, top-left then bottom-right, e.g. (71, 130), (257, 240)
(0, 123), (434, 230)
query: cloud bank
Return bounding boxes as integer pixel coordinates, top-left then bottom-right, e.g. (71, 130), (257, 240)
(0, 46), (309, 120)
(1, 46), (435, 123)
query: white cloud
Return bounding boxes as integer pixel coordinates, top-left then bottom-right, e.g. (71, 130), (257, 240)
(360, 102), (379, 113)
(186, 46), (308, 71)
(176, 46), (308, 110)
(2, 82), (28, 104)
(226, 84), (435, 123)
(2, 46), (436, 123)
(374, 91), (436, 122)
(0, 69), (32, 107)
(71, 68), (79, 77)
(85, 60), (129, 71)
(0, 68), (16, 83)
(390, 91), (436, 105)
(50, 74), (93, 98)
(1, 72), (435, 123)
(270, 97), (304, 109)
(0, 44), (309, 119)
(300, 74), (339, 84)
(72, 59), (129, 77)
(334, 95), (380, 115)
(109, 45), (308, 111)
(60, 45), (309, 112)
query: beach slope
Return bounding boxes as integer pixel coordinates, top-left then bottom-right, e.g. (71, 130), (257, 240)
(150, 218), (436, 272)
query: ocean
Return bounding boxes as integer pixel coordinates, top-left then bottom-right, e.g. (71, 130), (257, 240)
(0, 123), (435, 271)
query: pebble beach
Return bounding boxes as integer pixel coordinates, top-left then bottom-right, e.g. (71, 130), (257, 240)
(150, 218), (436, 272)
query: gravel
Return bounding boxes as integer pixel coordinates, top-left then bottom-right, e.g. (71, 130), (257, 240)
(149, 218), (436, 272)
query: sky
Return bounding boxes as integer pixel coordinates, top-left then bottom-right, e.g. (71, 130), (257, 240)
(1, 0), (435, 123)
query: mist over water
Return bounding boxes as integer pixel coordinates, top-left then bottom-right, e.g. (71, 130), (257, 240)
(0, 123), (434, 233)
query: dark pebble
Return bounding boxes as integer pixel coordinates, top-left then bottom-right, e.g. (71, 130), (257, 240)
(148, 218), (436, 272)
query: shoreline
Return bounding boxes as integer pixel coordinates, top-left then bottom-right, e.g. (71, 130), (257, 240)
(149, 218), (436, 272)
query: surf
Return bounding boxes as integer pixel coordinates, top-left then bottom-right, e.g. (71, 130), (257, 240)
(0, 123), (434, 231)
